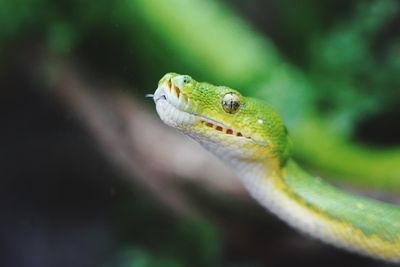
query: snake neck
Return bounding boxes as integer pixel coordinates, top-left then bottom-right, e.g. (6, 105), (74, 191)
(229, 158), (400, 262)
(190, 131), (400, 263)
(188, 132), (400, 262)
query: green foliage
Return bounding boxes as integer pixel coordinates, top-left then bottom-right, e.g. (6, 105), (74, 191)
(111, 187), (221, 267)
(114, 248), (185, 267)
(309, 0), (400, 133)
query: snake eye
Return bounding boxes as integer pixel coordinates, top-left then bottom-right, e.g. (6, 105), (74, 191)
(222, 92), (240, 114)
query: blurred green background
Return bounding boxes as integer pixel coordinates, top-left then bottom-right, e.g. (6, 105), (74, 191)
(1, 0), (399, 266)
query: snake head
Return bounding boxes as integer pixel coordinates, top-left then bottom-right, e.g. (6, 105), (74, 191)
(153, 73), (289, 166)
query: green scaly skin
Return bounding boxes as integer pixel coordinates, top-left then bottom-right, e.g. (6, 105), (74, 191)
(152, 73), (400, 262)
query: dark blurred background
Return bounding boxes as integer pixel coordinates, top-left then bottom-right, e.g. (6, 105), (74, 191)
(1, 0), (400, 266)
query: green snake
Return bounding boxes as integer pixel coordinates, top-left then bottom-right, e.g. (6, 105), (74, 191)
(151, 73), (400, 262)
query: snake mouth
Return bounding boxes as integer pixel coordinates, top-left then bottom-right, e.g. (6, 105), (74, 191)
(154, 78), (250, 139)
(153, 81), (196, 127)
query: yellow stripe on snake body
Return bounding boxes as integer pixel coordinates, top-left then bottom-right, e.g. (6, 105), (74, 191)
(238, 160), (400, 261)
(152, 73), (400, 262)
